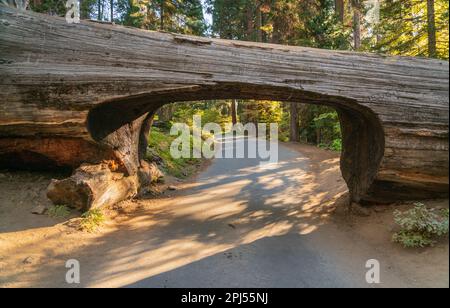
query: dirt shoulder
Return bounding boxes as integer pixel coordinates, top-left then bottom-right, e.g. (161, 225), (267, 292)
(285, 143), (449, 287)
(0, 143), (448, 288)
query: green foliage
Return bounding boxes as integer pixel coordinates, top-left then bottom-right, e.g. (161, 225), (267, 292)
(207, 0), (352, 48)
(47, 205), (70, 218)
(206, 0), (249, 39)
(297, 0), (352, 50)
(278, 109), (291, 142)
(79, 209), (105, 232)
(292, 105), (342, 148)
(30, 0), (207, 35)
(392, 203), (449, 248)
(182, 0), (208, 35)
(330, 138), (342, 152)
(392, 230), (437, 248)
(157, 100), (342, 150)
(117, 0), (207, 35)
(147, 127), (203, 178)
(318, 138), (342, 151)
(372, 0), (449, 59)
(312, 111), (342, 150)
(117, 0), (147, 27)
(30, 0), (96, 18)
(29, 0), (67, 16)
(28, 0), (450, 60)
(240, 100), (282, 125)
(172, 101), (231, 129)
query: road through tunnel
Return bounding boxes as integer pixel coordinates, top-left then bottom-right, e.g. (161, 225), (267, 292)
(84, 84), (386, 206)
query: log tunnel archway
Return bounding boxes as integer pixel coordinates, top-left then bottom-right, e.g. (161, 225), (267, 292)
(85, 86), (386, 205)
(0, 7), (448, 210)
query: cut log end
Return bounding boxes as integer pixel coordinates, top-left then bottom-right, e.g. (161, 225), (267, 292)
(47, 161), (163, 211)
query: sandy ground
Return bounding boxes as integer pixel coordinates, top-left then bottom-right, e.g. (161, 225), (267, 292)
(0, 142), (448, 288)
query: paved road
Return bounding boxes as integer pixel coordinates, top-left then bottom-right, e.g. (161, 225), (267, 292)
(118, 137), (418, 288)
(3, 137), (446, 288)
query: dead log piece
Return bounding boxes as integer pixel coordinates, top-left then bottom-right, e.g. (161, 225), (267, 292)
(47, 161), (162, 210)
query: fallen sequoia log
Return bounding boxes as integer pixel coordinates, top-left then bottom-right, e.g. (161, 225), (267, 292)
(0, 6), (448, 209)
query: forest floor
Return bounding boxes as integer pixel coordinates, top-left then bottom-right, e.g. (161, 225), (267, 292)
(0, 142), (448, 288)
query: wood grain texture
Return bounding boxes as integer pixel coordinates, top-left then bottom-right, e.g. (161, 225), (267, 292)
(47, 161), (163, 210)
(0, 7), (448, 205)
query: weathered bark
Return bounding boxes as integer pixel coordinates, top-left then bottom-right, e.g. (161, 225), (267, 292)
(80, 0), (88, 20)
(231, 100), (238, 125)
(246, 3), (254, 41)
(335, 0), (344, 23)
(289, 102), (300, 142)
(0, 7), (448, 207)
(47, 160), (162, 210)
(157, 104), (175, 122)
(255, 1), (262, 43)
(352, 0), (361, 50)
(427, 0), (437, 58)
(160, 0), (164, 30)
(97, 0), (101, 20)
(110, 0), (113, 22)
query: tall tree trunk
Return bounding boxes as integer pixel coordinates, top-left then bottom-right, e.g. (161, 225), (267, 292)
(255, 1), (262, 42)
(335, 0), (344, 23)
(427, 0), (437, 58)
(97, 0), (101, 20)
(246, 4), (254, 41)
(352, 0), (361, 50)
(79, 0), (88, 19)
(376, 0), (381, 44)
(244, 2), (265, 137)
(110, 0), (113, 22)
(160, 0), (164, 30)
(231, 100), (238, 125)
(290, 102), (300, 142)
(156, 104), (175, 122)
(271, 22), (280, 44)
(101, 0), (104, 20)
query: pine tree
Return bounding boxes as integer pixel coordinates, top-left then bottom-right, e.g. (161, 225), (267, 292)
(427, 0), (437, 58)
(373, 0), (448, 60)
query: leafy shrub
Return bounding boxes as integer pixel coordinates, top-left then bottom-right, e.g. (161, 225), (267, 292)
(317, 138), (342, 152)
(146, 127), (203, 178)
(278, 131), (290, 142)
(392, 203), (449, 248)
(47, 205), (70, 218)
(330, 138), (342, 151)
(79, 209), (105, 233)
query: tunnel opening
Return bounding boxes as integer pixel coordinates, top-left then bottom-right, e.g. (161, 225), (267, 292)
(86, 84), (386, 204)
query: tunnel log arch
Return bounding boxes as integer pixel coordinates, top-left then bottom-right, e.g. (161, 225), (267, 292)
(0, 7), (448, 209)
(86, 85), (386, 204)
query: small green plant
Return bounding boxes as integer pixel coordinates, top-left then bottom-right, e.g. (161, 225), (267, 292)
(47, 205), (70, 218)
(392, 202), (449, 248)
(79, 209), (105, 232)
(317, 138), (342, 152)
(442, 208), (450, 219)
(146, 127), (204, 178)
(330, 138), (342, 152)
